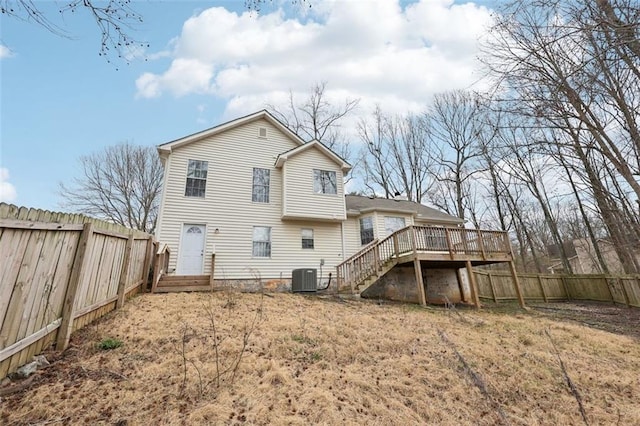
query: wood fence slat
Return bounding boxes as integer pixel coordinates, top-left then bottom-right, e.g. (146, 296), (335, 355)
(0, 319), (61, 362)
(0, 219), (84, 231)
(56, 223), (94, 351)
(473, 269), (640, 307)
(117, 235), (134, 308)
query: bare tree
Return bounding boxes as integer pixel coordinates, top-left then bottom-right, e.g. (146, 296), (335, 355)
(358, 107), (435, 202)
(483, 0), (640, 199)
(1, 0), (147, 63)
(426, 90), (485, 222)
(59, 143), (163, 233)
(267, 82), (359, 163)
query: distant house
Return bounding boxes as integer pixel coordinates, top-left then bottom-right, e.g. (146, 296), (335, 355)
(547, 238), (639, 274)
(154, 110), (518, 306)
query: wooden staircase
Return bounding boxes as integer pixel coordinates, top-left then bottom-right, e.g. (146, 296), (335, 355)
(336, 225), (514, 296)
(352, 258), (398, 293)
(150, 244), (216, 293)
(154, 275), (212, 293)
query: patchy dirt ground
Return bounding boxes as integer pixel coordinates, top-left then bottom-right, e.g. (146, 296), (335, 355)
(529, 301), (640, 340)
(1, 293), (639, 425)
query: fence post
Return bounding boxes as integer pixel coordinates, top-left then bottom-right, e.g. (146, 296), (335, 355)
(537, 275), (548, 303)
(116, 234), (134, 309)
(619, 277), (631, 307)
(507, 239), (526, 309)
(561, 276), (571, 300)
(57, 222), (93, 351)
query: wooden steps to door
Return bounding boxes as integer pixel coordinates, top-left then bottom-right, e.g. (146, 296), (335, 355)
(154, 275), (211, 293)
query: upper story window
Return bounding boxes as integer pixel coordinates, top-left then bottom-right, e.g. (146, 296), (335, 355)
(252, 226), (271, 257)
(185, 160), (208, 197)
(313, 169), (337, 194)
(360, 216), (374, 245)
(258, 127), (268, 138)
(384, 216), (406, 236)
(301, 228), (314, 249)
(252, 168), (270, 203)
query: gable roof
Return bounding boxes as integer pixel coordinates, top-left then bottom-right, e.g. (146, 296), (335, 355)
(345, 195), (464, 225)
(157, 110), (306, 154)
(274, 139), (351, 173)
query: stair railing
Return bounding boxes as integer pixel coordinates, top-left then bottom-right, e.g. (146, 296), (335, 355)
(337, 225), (511, 293)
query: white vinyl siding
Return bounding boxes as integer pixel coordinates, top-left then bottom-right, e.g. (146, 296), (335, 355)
(157, 117), (345, 279)
(343, 217), (362, 257)
(282, 148), (346, 221)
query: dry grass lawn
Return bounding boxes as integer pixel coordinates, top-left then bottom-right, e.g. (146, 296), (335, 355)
(1, 292), (639, 425)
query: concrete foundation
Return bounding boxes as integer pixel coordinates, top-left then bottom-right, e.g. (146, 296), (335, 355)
(211, 274), (334, 293)
(361, 264), (471, 305)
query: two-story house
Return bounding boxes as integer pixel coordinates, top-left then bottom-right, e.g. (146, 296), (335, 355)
(155, 110), (352, 291)
(154, 110), (522, 307)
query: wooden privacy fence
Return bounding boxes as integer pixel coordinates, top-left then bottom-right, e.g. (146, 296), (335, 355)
(0, 204), (154, 379)
(474, 269), (640, 307)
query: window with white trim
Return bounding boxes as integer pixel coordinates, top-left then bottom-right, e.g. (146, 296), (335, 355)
(252, 226), (271, 257)
(384, 216), (406, 236)
(185, 160), (208, 197)
(252, 168), (270, 203)
(301, 228), (314, 249)
(360, 217), (374, 245)
(313, 169), (337, 194)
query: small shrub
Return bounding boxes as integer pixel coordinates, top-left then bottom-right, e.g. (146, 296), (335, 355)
(310, 351), (322, 362)
(291, 334), (314, 345)
(98, 338), (123, 350)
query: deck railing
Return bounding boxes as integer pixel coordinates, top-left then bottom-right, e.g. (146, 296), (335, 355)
(336, 225), (511, 292)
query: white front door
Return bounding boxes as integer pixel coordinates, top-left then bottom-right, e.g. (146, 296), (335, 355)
(178, 224), (205, 275)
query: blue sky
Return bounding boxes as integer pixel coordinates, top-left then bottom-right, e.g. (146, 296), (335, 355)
(1, 0), (496, 211)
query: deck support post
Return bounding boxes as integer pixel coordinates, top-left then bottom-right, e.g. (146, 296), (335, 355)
(456, 269), (467, 303)
(414, 258), (427, 306)
(466, 260), (481, 309)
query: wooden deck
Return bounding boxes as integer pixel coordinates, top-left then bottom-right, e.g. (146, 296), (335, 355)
(336, 225), (525, 308)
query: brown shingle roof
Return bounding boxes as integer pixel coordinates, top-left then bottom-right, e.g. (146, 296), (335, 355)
(345, 195), (464, 225)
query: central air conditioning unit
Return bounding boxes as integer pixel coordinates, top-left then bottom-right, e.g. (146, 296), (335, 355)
(292, 268), (317, 293)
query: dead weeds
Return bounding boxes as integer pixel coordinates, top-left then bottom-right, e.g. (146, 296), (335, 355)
(1, 293), (639, 425)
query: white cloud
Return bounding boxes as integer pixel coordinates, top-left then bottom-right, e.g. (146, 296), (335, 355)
(135, 0), (494, 117)
(0, 168), (17, 203)
(0, 44), (14, 59)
